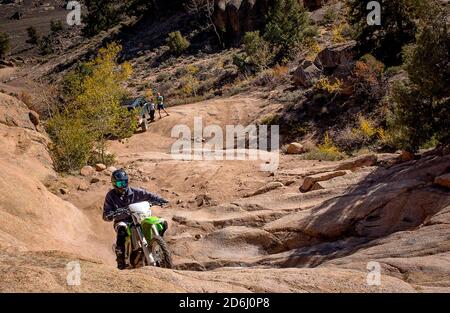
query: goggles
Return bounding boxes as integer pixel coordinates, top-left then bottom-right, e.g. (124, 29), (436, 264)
(114, 180), (128, 188)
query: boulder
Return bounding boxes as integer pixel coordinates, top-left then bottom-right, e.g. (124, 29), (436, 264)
(286, 143), (306, 154)
(315, 41), (357, 69)
(246, 181), (284, 197)
(107, 166), (117, 173)
(195, 194), (215, 207)
(300, 170), (349, 192)
(293, 60), (322, 88)
(77, 183), (89, 191)
(434, 173), (450, 189)
(80, 166), (95, 177)
(335, 154), (377, 171)
(400, 150), (415, 162)
(95, 163), (107, 172)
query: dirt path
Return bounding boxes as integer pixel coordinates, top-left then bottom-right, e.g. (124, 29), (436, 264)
(2, 90), (449, 292)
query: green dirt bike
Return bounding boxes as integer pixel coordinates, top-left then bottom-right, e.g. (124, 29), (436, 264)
(108, 201), (173, 269)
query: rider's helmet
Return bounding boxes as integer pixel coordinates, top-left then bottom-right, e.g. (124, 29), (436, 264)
(111, 169), (129, 194)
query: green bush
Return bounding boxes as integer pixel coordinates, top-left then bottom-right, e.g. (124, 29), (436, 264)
(390, 16), (449, 151)
(46, 114), (94, 172)
(83, 0), (122, 37)
(0, 32), (9, 59)
(166, 31), (190, 56)
(346, 0), (437, 65)
(243, 31), (274, 71)
(264, 0), (316, 63)
(50, 20), (64, 33)
(261, 114), (279, 126)
(302, 132), (345, 161)
(26, 27), (39, 45)
(38, 35), (54, 55)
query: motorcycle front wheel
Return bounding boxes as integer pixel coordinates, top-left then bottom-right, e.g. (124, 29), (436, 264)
(150, 236), (173, 269)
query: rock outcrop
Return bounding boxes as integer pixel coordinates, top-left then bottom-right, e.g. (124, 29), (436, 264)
(293, 59), (322, 88)
(213, 0), (329, 45)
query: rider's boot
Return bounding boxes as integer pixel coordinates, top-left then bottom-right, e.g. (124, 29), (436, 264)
(115, 247), (126, 270)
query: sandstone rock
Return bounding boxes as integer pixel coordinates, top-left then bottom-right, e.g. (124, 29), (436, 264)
(59, 188), (68, 195)
(300, 170), (349, 192)
(213, 0), (271, 46)
(315, 41), (357, 69)
(246, 182), (284, 197)
(310, 169), (372, 191)
(195, 194), (215, 207)
(90, 177), (100, 184)
(80, 166), (95, 176)
(434, 173), (450, 189)
(77, 183), (89, 191)
(95, 163), (107, 172)
(335, 154), (377, 171)
(0, 93), (37, 130)
(293, 59), (322, 88)
(286, 143), (306, 154)
(107, 166), (117, 173)
(400, 150), (415, 162)
(28, 111), (40, 127)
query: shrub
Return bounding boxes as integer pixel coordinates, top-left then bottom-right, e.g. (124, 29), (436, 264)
(264, 0), (316, 63)
(272, 65), (289, 77)
(346, 0), (438, 66)
(261, 114), (279, 126)
(50, 20), (63, 33)
(313, 77), (343, 94)
(38, 35), (54, 55)
(322, 6), (338, 26)
(352, 54), (384, 105)
(332, 23), (351, 44)
(0, 32), (10, 59)
(390, 15), (449, 151)
(26, 27), (39, 45)
(156, 72), (170, 83)
(181, 74), (200, 98)
(166, 31), (190, 56)
(243, 31), (274, 71)
(46, 114), (94, 172)
(336, 116), (381, 152)
(83, 0), (123, 37)
(303, 132), (345, 161)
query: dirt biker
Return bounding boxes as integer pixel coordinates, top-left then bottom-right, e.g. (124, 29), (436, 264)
(103, 169), (169, 270)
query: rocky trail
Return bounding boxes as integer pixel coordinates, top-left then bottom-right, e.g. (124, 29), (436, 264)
(0, 91), (449, 292)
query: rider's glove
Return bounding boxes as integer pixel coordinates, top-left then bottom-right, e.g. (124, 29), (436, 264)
(158, 199), (169, 207)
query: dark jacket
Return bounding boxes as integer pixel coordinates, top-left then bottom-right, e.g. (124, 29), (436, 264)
(103, 187), (168, 223)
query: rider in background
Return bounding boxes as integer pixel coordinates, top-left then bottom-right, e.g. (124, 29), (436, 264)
(148, 99), (156, 122)
(157, 92), (170, 119)
(103, 169), (169, 270)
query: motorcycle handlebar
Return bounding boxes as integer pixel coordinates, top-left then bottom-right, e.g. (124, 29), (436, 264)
(106, 201), (169, 220)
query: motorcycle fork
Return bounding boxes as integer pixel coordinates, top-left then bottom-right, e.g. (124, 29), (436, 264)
(131, 222), (156, 266)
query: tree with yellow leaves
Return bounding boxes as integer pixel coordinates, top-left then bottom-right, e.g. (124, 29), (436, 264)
(47, 42), (137, 171)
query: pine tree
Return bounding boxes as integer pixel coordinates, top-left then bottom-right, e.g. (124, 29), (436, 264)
(264, 0), (316, 63)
